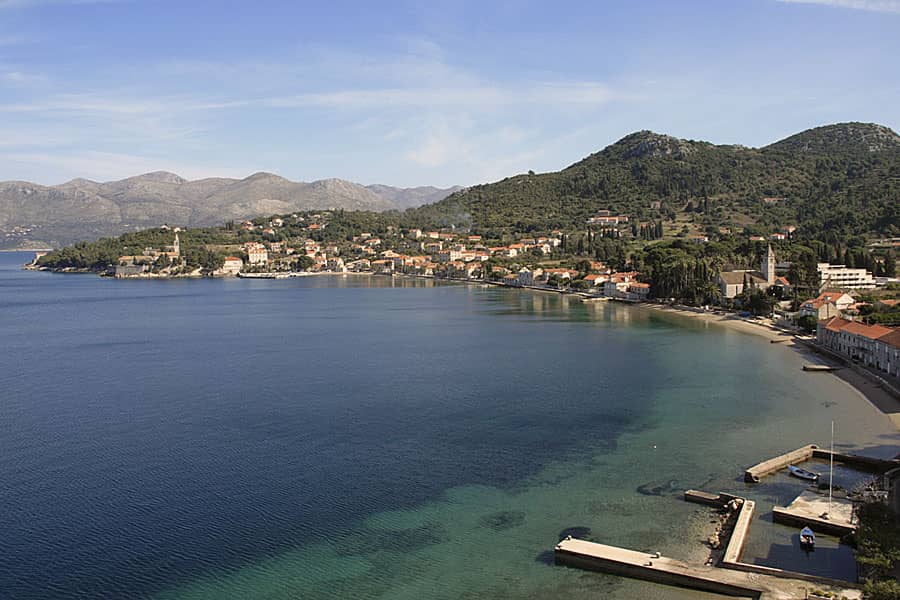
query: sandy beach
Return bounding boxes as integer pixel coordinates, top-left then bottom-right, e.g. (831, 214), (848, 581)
(635, 302), (796, 342)
(637, 302), (900, 434)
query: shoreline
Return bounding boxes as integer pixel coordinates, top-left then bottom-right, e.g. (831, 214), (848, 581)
(16, 258), (900, 438)
(637, 302), (900, 435)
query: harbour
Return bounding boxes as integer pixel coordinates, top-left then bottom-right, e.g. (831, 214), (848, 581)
(553, 442), (900, 598)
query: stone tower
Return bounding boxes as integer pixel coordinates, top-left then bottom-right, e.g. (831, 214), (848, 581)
(173, 233), (180, 257)
(761, 244), (776, 285)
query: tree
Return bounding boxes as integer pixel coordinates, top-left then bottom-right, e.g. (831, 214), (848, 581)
(797, 315), (818, 333)
(570, 279), (591, 290)
(293, 255), (315, 271)
(885, 251), (897, 278)
(575, 259), (593, 274)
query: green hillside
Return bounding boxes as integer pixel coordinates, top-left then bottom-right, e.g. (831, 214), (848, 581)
(410, 122), (900, 241)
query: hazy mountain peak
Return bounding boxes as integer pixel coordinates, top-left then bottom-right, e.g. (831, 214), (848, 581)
(765, 122), (900, 154)
(60, 177), (98, 187)
(611, 130), (702, 159)
(244, 171), (287, 182)
(365, 184), (465, 210)
(123, 171), (187, 185)
(310, 177), (358, 189)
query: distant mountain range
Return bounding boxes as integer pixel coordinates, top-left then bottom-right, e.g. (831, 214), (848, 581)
(0, 172), (462, 249)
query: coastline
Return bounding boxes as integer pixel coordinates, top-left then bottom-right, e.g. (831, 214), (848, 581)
(635, 303), (795, 343)
(17, 256), (900, 438)
(637, 302), (900, 435)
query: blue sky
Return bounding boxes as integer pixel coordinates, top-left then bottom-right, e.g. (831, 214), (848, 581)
(0, 0), (898, 187)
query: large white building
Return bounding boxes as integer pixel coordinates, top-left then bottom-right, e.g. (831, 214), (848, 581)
(817, 263), (877, 291)
(221, 256), (243, 275)
(818, 318), (900, 378)
(246, 243), (268, 265)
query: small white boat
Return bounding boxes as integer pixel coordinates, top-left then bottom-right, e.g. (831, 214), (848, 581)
(800, 526), (816, 549)
(788, 465), (819, 482)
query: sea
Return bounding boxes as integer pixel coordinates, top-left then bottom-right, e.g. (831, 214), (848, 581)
(1, 251), (897, 600)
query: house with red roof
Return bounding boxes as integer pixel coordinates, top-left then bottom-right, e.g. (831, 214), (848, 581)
(818, 317), (900, 377)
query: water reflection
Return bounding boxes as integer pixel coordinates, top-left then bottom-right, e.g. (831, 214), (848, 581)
(756, 532), (857, 582)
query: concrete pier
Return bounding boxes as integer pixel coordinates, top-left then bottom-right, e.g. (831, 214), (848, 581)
(554, 537), (860, 599)
(772, 491), (856, 536)
(811, 448), (900, 472)
(684, 489), (733, 507)
(744, 445), (817, 483)
(744, 445), (900, 483)
(722, 499), (755, 565)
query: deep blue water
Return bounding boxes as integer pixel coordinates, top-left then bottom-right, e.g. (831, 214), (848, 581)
(1, 252), (889, 599)
(0, 254), (667, 598)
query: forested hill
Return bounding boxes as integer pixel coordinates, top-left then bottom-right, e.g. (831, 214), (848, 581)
(410, 122), (900, 241)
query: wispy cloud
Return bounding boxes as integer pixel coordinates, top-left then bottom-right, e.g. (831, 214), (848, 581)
(776, 0), (900, 13)
(262, 82), (621, 111)
(0, 67), (47, 87)
(0, 0), (119, 8)
(0, 39), (636, 186)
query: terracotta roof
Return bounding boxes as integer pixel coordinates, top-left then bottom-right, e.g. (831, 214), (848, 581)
(843, 321), (893, 340)
(823, 317), (853, 333)
(878, 329), (900, 349)
(815, 291), (852, 304)
(803, 299), (832, 310)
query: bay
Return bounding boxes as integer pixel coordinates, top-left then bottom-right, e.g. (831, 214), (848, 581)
(0, 251), (896, 599)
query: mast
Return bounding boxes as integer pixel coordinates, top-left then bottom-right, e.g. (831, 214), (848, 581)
(828, 420), (834, 516)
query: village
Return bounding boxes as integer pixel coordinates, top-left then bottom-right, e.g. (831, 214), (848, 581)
(97, 206), (900, 388)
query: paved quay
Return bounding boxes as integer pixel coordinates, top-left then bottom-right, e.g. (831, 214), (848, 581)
(773, 490), (856, 536)
(555, 537), (861, 600)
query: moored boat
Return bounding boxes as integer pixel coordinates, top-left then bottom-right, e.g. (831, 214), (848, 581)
(800, 526), (816, 549)
(788, 464), (819, 481)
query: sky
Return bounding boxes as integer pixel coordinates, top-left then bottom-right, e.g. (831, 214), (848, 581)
(0, 0), (898, 187)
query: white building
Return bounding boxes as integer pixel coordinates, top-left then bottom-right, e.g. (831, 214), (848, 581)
(327, 257), (346, 272)
(517, 268), (535, 287)
(437, 249), (463, 263)
(818, 318), (900, 378)
(627, 282), (651, 301)
(247, 244), (268, 265)
(817, 263), (877, 290)
(221, 256), (243, 275)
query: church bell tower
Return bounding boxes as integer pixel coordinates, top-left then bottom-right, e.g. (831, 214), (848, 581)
(762, 244), (775, 285)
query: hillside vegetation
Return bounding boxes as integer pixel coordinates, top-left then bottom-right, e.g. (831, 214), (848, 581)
(411, 122), (900, 241)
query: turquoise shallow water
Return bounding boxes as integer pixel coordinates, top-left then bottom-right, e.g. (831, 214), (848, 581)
(1, 252), (896, 599)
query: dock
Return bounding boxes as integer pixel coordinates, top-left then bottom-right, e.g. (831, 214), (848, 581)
(551, 443), (897, 597)
(744, 444), (900, 483)
(554, 535), (860, 599)
(683, 489), (740, 507)
(744, 445), (817, 483)
(555, 537), (764, 597)
(772, 490), (857, 536)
